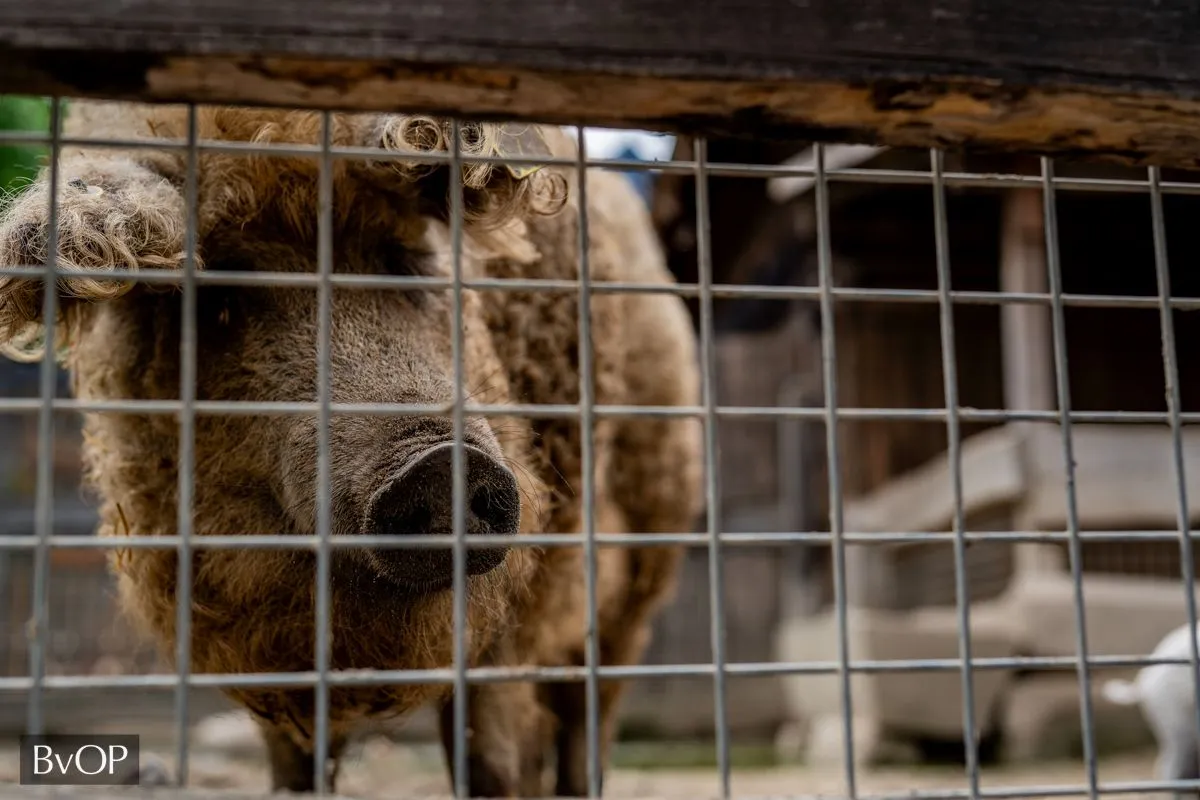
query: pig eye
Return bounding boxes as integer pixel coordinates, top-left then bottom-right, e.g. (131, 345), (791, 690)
(379, 243), (432, 277)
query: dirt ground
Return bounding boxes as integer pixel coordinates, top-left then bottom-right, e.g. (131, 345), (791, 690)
(0, 716), (1169, 800)
(309, 749), (1165, 800)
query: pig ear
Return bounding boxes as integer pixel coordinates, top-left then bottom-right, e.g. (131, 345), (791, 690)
(367, 117), (567, 229)
(0, 155), (189, 363)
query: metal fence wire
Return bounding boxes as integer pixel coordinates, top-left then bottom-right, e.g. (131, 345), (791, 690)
(5, 95), (1200, 800)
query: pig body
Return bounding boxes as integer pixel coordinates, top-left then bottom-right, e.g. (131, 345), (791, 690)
(0, 103), (702, 796)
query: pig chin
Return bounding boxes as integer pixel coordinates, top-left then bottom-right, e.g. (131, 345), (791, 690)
(364, 548), (509, 594)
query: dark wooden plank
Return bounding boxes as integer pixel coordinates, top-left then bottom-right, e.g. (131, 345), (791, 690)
(3, 0), (1200, 164)
(5, 0), (1200, 92)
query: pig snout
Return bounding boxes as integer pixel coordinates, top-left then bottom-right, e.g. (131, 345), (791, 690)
(363, 442), (521, 588)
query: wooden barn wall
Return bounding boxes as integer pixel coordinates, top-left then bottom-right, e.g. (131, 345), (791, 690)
(828, 156), (1200, 500)
(622, 307), (824, 741)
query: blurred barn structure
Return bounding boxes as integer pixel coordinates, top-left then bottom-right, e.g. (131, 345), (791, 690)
(652, 142), (1200, 762)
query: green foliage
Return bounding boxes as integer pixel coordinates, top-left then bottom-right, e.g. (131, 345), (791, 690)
(0, 95), (53, 198)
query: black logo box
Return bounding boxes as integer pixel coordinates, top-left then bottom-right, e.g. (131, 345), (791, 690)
(19, 734), (141, 786)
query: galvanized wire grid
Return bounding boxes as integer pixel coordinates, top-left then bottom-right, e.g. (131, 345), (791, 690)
(5, 97), (1200, 800)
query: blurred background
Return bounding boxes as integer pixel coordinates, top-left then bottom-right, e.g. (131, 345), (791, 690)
(0, 96), (1197, 797)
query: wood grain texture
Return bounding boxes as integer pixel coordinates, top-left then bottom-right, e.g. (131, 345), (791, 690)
(4, 1), (1200, 163)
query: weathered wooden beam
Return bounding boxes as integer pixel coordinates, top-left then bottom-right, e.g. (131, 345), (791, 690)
(3, 1), (1200, 165)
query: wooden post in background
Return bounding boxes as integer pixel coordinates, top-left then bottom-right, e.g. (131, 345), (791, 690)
(999, 187), (1064, 575)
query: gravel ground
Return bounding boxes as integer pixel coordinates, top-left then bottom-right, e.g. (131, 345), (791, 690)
(0, 710), (1167, 800)
(0, 736), (1167, 800)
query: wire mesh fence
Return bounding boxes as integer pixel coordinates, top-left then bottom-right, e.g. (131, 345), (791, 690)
(0, 91), (1199, 800)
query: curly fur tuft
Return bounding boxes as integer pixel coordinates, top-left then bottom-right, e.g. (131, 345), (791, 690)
(369, 116), (568, 229)
(0, 156), (190, 358)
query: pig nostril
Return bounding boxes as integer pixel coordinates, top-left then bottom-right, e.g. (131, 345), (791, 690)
(470, 487), (495, 527)
(470, 479), (519, 535)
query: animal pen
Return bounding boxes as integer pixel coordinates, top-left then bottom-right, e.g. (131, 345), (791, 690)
(2, 1), (1200, 799)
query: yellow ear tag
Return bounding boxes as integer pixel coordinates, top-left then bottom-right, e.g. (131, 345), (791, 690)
(493, 124), (552, 179)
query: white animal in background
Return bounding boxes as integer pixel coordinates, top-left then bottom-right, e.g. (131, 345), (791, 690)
(1104, 622), (1200, 800)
